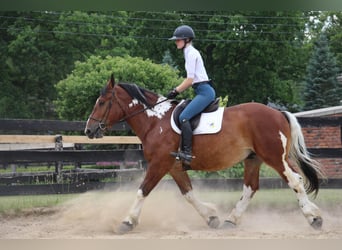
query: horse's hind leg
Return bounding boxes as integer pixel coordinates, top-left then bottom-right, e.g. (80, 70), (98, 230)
(263, 132), (322, 229)
(222, 155), (262, 228)
(282, 159), (322, 229)
(169, 166), (220, 228)
(278, 133), (322, 229)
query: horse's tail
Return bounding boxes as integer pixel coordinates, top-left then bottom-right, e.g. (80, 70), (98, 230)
(282, 111), (325, 197)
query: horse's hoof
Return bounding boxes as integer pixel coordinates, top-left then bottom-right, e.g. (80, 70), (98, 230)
(208, 216), (220, 229)
(116, 221), (134, 234)
(221, 220), (237, 229)
(311, 217), (323, 230)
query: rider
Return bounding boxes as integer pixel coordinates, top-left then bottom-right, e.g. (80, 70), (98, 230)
(166, 25), (216, 165)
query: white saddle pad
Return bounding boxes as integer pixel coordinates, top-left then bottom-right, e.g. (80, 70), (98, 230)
(171, 107), (225, 135)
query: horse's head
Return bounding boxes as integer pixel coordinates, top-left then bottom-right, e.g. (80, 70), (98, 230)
(84, 74), (125, 139)
(85, 74), (174, 139)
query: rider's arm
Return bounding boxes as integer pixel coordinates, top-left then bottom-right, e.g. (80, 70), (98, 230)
(175, 77), (193, 93)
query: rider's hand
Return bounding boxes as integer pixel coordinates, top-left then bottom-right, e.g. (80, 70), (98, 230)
(166, 88), (179, 99)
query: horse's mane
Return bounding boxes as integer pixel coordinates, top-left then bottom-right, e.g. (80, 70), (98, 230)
(118, 83), (157, 108)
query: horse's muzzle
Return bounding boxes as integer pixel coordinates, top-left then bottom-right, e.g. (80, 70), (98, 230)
(85, 126), (104, 139)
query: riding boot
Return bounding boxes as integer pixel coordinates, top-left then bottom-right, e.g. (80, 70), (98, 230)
(170, 119), (194, 166)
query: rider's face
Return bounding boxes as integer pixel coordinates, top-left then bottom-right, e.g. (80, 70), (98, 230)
(175, 39), (185, 49)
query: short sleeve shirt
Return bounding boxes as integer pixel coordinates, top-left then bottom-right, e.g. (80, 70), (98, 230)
(183, 45), (209, 84)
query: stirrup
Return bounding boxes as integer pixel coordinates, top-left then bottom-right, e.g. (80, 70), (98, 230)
(170, 151), (195, 164)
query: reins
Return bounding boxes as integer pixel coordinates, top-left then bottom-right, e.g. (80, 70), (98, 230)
(89, 88), (170, 131)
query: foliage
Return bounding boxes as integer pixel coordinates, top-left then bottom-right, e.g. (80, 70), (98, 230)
(188, 162), (278, 179)
(219, 95), (229, 107)
(188, 163), (244, 179)
(2, 11), (342, 119)
(326, 12), (342, 70)
(307, 11), (342, 70)
(0, 11), (133, 118)
(151, 11), (308, 108)
(55, 55), (181, 120)
(303, 33), (342, 110)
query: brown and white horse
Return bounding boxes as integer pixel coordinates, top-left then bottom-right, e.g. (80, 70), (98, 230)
(85, 75), (324, 234)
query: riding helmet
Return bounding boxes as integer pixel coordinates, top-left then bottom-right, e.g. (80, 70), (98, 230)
(169, 25), (195, 40)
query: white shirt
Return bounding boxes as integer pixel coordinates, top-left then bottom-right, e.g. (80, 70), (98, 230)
(183, 44), (209, 84)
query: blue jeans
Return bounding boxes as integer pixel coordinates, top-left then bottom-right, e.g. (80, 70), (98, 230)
(179, 83), (216, 123)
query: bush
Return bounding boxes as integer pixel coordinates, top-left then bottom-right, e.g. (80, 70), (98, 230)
(55, 55), (182, 120)
(187, 162), (279, 179)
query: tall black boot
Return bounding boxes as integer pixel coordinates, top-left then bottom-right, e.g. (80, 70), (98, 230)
(170, 119), (194, 166)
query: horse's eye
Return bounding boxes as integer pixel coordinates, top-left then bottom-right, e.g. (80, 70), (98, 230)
(99, 100), (105, 106)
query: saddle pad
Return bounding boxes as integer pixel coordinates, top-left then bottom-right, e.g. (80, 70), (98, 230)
(171, 107), (225, 135)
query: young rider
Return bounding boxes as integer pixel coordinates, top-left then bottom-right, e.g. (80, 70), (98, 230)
(167, 25), (216, 166)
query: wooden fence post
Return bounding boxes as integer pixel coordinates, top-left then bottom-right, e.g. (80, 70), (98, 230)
(10, 164), (16, 174)
(54, 134), (63, 183)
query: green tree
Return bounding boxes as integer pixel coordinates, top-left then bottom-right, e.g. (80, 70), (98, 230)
(304, 33), (342, 110)
(308, 11), (342, 70)
(127, 11), (181, 63)
(55, 55), (181, 120)
(327, 12), (342, 70)
(203, 11), (309, 108)
(0, 12), (58, 118)
(0, 11), (134, 119)
(128, 11), (310, 109)
(0, 11), (322, 118)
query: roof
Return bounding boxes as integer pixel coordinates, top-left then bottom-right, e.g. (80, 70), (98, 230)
(295, 105), (342, 117)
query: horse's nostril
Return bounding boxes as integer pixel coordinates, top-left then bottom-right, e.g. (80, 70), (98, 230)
(85, 129), (91, 135)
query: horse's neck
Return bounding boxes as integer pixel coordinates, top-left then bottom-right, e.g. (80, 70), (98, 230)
(125, 100), (174, 142)
(126, 115), (155, 142)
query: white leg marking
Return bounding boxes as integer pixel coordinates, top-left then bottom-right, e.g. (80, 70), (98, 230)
(124, 189), (145, 226)
(279, 132), (303, 189)
(184, 190), (217, 224)
(226, 184), (254, 225)
(279, 131), (321, 224)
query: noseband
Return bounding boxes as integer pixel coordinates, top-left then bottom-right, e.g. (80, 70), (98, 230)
(88, 90), (116, 131)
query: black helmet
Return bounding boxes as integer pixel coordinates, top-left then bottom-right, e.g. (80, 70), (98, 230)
(169, 25), (195, 40)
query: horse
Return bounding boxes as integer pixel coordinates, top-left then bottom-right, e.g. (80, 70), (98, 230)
(85, 74), (324, 234)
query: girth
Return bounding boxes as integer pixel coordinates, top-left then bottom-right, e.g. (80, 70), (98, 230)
(173, 98), (220, 130)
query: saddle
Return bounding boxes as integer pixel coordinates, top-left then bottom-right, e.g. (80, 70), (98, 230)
(172, 98), (220, 130)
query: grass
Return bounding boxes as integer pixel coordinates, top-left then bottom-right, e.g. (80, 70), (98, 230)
(0, 165), (75, 174)
(196, 188), (342, 213)
(0, 189), (341, 216)
(0, 194), (77, 214)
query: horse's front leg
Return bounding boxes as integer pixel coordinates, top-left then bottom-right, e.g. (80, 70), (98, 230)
(116, 188), (145, 234)
(169, 166), (220, 228)
(116, 160), (170, 234)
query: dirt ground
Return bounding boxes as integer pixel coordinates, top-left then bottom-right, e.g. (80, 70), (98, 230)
(1, 187), (342, 239)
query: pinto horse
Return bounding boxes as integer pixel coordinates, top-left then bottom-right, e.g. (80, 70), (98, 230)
(85, 74), (324, 234)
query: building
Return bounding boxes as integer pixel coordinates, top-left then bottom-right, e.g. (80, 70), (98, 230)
(295, 106), (342, 178)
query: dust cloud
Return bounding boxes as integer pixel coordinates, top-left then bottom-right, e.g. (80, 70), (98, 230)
(1, 182), (342, 239)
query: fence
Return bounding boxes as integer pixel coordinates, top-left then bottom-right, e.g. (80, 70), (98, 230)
(0, 119), (145, 195)
(0, 116), (341, 195)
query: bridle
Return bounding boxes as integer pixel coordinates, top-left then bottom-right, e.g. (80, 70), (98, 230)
(88, 90), (116, 131)
(88, 89), (170, 131)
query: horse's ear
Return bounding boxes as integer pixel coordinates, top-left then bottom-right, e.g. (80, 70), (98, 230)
(110, 73), (115, 87)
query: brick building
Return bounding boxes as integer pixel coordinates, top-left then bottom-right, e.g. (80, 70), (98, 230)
(295, 106), (342, 178)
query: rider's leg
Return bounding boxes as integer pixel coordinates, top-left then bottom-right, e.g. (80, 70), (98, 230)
(177, 118), (193, 165)
(171, 84), (215, 165)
